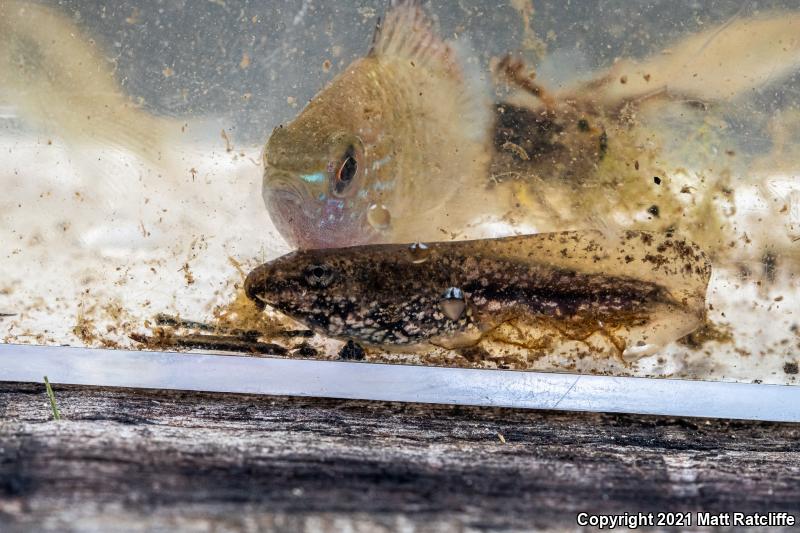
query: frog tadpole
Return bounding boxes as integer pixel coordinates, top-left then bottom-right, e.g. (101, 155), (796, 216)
(245, 230), (711, 364)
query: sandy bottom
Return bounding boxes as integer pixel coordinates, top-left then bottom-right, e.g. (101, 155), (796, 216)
(1, 134), (798, 385)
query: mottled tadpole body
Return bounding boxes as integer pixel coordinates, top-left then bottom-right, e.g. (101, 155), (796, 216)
(245, 231), (711, 362)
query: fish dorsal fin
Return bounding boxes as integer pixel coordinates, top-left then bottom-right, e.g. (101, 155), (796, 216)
(364, 0), (493, 239)
(369, 0), (457, 73)
(367, 0), (490, 144)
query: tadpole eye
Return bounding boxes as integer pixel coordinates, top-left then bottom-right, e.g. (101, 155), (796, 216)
(333, 146), (358, 196)
(304, 264), (336, 288)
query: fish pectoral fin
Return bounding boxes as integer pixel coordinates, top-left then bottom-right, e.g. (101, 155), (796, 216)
(586, 13), (800, 105)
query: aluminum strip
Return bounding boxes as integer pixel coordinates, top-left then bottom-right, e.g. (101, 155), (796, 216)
(1, 343), (798, 422)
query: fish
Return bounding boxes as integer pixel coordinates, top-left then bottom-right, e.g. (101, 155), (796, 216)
(244, 230), (711, 362)
(262, 0), (495, 249)
(262, 0), (800, 273)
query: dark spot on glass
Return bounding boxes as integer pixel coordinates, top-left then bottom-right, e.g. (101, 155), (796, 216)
(762, 251), (777, 283)
(339, 339), (365, 360)
(653, 176), (662, 185)
(598, 131), (608, 159)
(459, 345), (490, 362)
(293, 343), (318, 357)
(647, 205), (660, 218)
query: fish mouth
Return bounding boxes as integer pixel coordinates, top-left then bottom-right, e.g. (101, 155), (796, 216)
(263, 170), (376, 249)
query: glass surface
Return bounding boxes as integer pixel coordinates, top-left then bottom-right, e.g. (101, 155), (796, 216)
(1, 0), (799, 385)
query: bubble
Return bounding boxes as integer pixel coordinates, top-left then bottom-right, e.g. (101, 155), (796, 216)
(408, 241), (430, 263)
(367, 203), (391, 230)
(439, 287), (466, 321)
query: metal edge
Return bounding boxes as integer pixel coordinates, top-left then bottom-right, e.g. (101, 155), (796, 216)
(1, 343), (799, 422)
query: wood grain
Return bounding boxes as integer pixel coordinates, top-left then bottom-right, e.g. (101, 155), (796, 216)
(1, 382), (799, 531)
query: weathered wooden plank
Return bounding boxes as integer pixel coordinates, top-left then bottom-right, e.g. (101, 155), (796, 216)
(1, 382), (799, 532)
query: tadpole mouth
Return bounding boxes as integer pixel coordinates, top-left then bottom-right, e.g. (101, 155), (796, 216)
(244, 262), (274, 309)
(243, 251), (313, 313)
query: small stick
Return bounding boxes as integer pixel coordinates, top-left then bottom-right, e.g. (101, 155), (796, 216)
(131, 333), (288, 356)
(275, 329), (315, 339)
(43, 376), (61, 421)
(155, 313), (313, 339)
(171, 334), (288, 355)
(155, 314), (259, 338)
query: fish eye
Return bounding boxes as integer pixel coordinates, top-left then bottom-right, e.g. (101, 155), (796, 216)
(332, 146), (358, 196)
(304, 263), (336, 288)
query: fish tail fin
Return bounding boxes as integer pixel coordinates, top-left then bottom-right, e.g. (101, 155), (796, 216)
(0, 1), (181, 169)
(590, 12), (800, 104)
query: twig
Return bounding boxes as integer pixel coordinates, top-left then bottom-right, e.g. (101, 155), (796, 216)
(155, 313), (313, 338)
(171, 334), (288, 355)
(131, 333), (288, 356)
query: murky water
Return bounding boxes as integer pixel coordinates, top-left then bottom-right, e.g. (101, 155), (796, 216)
(1, 0), (799, 385)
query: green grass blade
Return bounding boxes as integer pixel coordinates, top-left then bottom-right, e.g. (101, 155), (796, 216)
(43, 376), (61, 421)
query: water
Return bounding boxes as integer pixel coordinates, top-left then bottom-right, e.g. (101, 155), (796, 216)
(1, 0), (799, 385)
